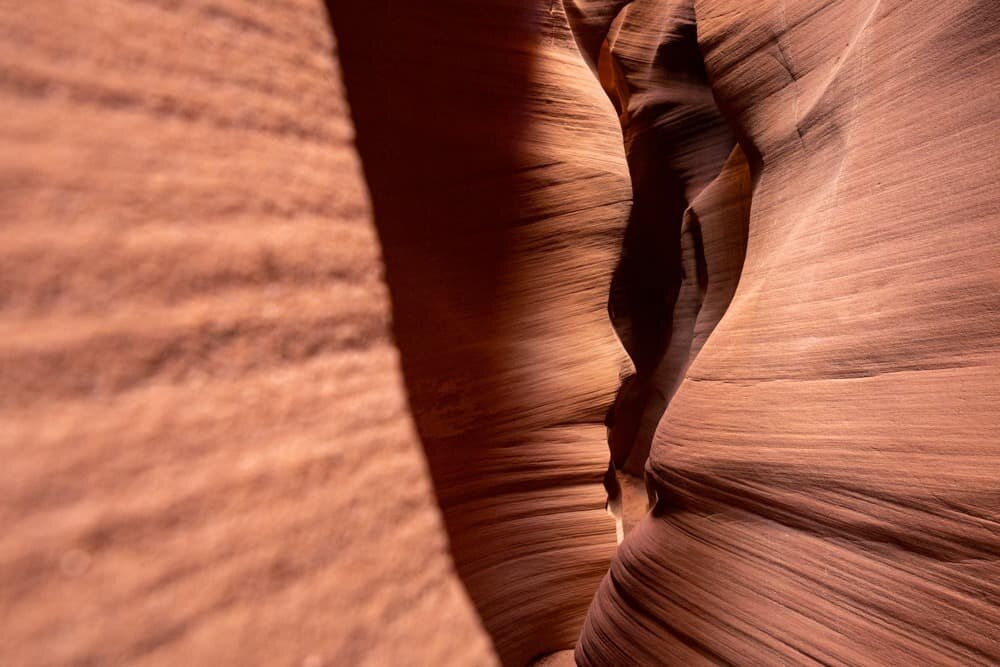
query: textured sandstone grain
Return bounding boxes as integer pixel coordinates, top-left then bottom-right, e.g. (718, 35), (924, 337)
(327, 3), (626, 664)
(6, 0), (998, 664)
(0, 2), (500, 664)
(568, 0), (1000, 664)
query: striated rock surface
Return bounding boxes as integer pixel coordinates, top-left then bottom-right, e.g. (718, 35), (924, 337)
(568, 0), (1000, 664)
(327, 3), (626, 663)
(1, 0), (634, 665)
(0, 2), (500, 664)
(5, 0), (998, 664)
(567, 0), (753, 534)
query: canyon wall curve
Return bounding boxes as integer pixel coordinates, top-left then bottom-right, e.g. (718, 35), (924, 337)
(2, 0), (998, 665)
(567, 0), (1000, 664)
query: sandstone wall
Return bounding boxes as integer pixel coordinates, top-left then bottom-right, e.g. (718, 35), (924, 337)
(327, 3), (626, 663)
(566, 0), (1000, 663)
(0, 2), (505, 664)
(5, 0), (991, 664)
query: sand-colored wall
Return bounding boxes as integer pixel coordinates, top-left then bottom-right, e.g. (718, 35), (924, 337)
(0, 2), (500, 664)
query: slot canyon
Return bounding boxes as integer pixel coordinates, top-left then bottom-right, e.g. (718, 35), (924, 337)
(1, 0), (997, 665)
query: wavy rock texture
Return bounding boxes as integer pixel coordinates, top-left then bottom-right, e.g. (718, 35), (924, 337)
(5, 0), (998, 665)
(326, 3), (626, 664)
(566, 0), (753, 535)
(567, 0), (1000, 664)
(0, 2), (499, 664)
(1, 0), (635, 665)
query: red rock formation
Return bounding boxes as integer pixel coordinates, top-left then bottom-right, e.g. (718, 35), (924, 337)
(1, 1), (627, 665)
(567, 0), (753, 535)
(0, 2), (499, 664)
(4, 0), (998, 664)
(567, 0), (1000, 663)
(326, 4), (625, 663)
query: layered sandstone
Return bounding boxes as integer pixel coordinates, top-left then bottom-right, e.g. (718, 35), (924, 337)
(327, 4), (626, 663)
(1, 1), (633, 665)
(567, 0), (1000, 664)
(3, 0), (998, 665)
(0, 2), (501, 664)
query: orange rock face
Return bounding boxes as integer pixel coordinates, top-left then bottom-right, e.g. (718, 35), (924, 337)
(0, 2), (500, 664)
(1, 1), (626, 665)
(326, 4), (625, 663)
(567, 0), (1000, 663)
(4, 0), (999, 665)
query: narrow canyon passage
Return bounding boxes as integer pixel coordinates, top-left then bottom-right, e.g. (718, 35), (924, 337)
(1, 0), (996, 665)
(569, 0), (1000, 664)
(332, 0), (1000, 664)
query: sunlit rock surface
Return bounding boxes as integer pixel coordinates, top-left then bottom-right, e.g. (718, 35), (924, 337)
(0, 2), (498, 664)
(3, 0), (998, 665)
(567, 0), (1000, 664)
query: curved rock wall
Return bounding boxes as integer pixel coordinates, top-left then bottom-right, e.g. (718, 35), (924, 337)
(326, 3), (626, 663)
(5, 0), (997, 664)
(566, 0), (753, 535)
(1, 0), (635, 665)
(568, 0), (1000, 663)
(0, 2), (500, 664)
